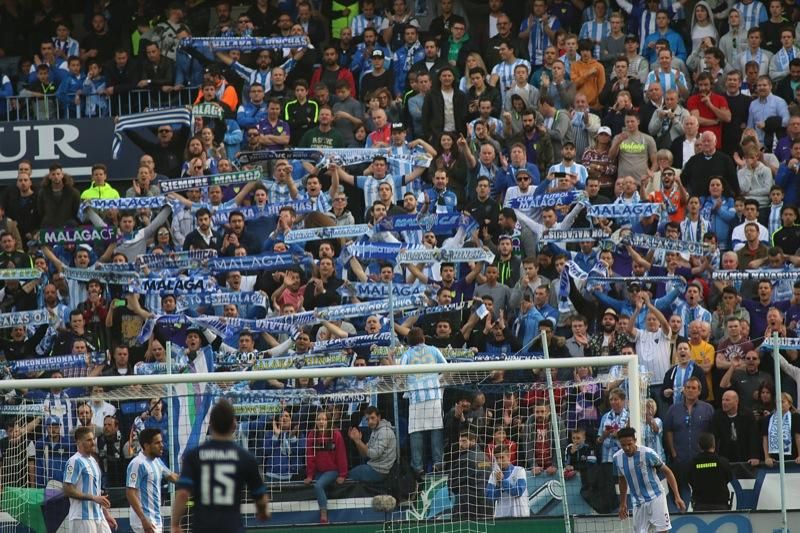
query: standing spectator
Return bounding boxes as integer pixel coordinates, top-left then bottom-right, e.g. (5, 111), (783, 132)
(395, 327), (447, 478)
(486, 444), (529, 517)
(609, 111), (657, 184)
(687, 433), (733, 511)
(762, 392), (800, 466)
(747, 75), (790, 150)
(711, 390), (762, 464)
(663, 377), (714, 505)
(37, 165), (80, 228)
(570, 40), (605, 112)
(720, 351), (773, 413)
(284, 80), (319, 145)
(683, 132), (739, 197)
(422, 66), (468, 141)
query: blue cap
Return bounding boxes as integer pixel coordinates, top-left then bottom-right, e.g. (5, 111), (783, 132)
(45, 416), (61, 426)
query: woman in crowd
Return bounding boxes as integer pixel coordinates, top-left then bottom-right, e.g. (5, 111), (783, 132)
(304, 410), (348, 524)
(762, 392), (800, 466)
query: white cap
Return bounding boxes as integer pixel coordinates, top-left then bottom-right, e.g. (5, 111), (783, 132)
(597, 126), (613, 136)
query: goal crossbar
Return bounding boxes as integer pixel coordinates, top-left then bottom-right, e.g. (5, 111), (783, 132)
(0, 355), (638, 389)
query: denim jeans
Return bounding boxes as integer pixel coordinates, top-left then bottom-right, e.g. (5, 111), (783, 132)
(409, 429), (444, 473)
(313, 470), (340, 510)
(348, 464), (385, 482)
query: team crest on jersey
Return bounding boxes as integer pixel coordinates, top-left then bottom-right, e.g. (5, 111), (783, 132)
(130, 472), (137, 483)
(66, 464), (73, 475)
(416, 213), (436, 233)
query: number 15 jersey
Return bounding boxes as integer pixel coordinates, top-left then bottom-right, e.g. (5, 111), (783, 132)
(177, 439), (266, 533)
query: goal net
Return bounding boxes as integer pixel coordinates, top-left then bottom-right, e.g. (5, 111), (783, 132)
(0, 350), (647, 533)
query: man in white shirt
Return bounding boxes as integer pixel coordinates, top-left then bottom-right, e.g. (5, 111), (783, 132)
(731, 198), (770, 250)
(628, 291), (673, 417)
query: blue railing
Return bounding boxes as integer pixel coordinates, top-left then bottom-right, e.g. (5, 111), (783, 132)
(2, 86), (200, 121)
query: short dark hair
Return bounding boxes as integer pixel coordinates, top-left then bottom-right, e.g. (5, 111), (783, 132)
(617, 427), (636, 440)
(209, 399), (236, 434)
(75, 426), (94, 441)
(407, 327), (425, 346)
(699, 432), (715, 451)
(139, 428), (161, 446)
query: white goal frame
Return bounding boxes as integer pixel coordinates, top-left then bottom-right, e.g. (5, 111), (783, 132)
(0, 353), (643, 533)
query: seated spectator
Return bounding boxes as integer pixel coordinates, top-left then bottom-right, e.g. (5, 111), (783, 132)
(263, 408), (305, 482)
(347, 406), (397, 482)
(303, 410), (348, 524)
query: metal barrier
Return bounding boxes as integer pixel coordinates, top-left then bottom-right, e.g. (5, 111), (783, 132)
(3, 86), (199, 121)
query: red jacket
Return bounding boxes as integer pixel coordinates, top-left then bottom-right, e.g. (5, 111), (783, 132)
(305, 429), (348, 478)
(309, 67), (356, 98)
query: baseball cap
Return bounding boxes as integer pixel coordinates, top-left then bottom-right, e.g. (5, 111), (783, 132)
(371, 49), (385, 59)
(45, 416), (61, 426)
(603, 308), (618, 318)
(597, 126), (612, 136)
(391, 122), (405, 131)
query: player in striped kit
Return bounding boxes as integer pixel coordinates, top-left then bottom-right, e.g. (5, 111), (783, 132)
(126, 428), (179, 533)
(614, 427), (685, 533)
(63, 426), (118, 533)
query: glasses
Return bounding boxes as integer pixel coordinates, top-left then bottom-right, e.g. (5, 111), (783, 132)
(662, 172), (675, 177)
(248, 132), (259, 137)
(193, 165), (203, 170)
(517, 176), (530, 182)
(158, 129), (171, 134)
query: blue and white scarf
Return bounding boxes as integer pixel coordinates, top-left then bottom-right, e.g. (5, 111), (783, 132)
(315, 297), (422, 321)
(130, 276), (216, 294)
(0, 309), (52, 328)
(63, 266), (139, 286)
(712, 269), (800, 281)
(135, 250), (217, 271)
(78, 196), (170, 222)
(112, 108), (191, 159)
(11, 353), (106, 375)
(0, 269), (41, 280)
(189, 315), (298, 337)
(210, 201), (315, 227)
(509, 191), (580, 210)
(543, 228), (606, 243)
(208, 253), (313, 273)
(158, 169), (262, 194)
(176, 291), (267, 311)
(310, 333), (392, 353)
(587, 203), (660, 218)
(180, 36), (308, 51)
(768, 410), (793, 455)
(285, 224), (372, 243)
(337, 282), (429, 299)
(624, 233), (710, 256)
(397, 247), (495, 264)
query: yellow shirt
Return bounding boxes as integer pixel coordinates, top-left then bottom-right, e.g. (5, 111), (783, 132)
(80, 182), (120, 200)
(690, 340), (716, 401)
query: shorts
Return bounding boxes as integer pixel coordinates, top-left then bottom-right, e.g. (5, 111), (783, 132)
(69, 519), (112, 533)
(632, 493), (671, 533)
(131, 524), (163, 533)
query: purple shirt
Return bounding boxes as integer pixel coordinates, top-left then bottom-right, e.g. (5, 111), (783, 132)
(256, 118), (291, 150)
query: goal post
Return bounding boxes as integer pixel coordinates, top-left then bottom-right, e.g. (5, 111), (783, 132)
(0, 351), (648, 533)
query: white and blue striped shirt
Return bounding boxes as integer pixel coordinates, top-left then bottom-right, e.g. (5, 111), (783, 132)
(645, 68), (687, 93)
(355, 173), (404, 216)
(399, 344), (447, 403)
(389, 143), (425, 196)
(65, 453), (104, 521)
(672, 302), (712, 337)
(127, 452), (171, 529)
(769, 203), (783, 237)
(491, 58), (531, 98)
(734, 0), (767, 31)
(350, 14), (385, 37)
(548, 161), (589, 187)
(579, 20), (610, 59)
(230, 58), (295, 95)
(638, 12), (658, 54)
(520, 17), (559, 66)
(612, 445), (665, 506)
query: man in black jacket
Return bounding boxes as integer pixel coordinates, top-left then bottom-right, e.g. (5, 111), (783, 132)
(123, 122), (188, 178)
(711, 390), (761, 465)
(683, 131), (739, 197)
(104, 49), (140, 114)
(422, 66), (468, 142)
(183, 208), (222, 252)
(687, 433), (733, 511)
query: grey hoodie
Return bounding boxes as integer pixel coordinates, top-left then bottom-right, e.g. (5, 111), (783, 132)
(367, 418), (397, 474)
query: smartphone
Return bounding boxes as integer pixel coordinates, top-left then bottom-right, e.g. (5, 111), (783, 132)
(553, 172), (568, 178)
(113, 299), (126, 308)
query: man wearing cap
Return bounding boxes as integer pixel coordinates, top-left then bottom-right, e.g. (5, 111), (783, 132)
(356, 33), (393, 91)
(35, 416), (75, 487)
(586, 308), (633, 357)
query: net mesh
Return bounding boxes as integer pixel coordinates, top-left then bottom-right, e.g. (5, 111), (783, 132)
(0, 360), (648, 533)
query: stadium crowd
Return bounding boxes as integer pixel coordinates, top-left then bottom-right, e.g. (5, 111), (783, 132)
(2, 0), (800, 524)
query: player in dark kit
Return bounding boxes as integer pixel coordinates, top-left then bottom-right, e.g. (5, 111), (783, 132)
(171, 400), (270, 533)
